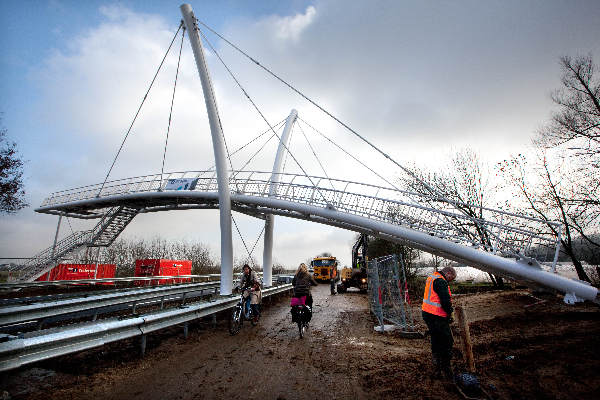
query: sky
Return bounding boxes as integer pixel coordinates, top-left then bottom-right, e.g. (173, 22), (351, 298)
(1, 0), (599, 270)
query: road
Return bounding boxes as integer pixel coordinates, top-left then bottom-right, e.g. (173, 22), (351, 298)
(5, 284), (380, 399)
(3, 284), (600, 399)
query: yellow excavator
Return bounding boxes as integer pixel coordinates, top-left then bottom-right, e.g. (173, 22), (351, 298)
(337, 234), (368, 293)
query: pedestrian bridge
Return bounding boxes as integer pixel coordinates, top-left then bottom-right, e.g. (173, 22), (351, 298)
(30, 169), (597, 301)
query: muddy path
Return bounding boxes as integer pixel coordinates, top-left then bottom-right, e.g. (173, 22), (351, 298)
(2, 285), (600, 399)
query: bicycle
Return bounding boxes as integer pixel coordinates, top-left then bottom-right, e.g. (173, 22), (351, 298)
(290, 297), (312, 338)
(229, 287), (260, 335)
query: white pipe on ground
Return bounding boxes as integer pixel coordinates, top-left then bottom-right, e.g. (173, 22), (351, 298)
(234, 194), (599, 302)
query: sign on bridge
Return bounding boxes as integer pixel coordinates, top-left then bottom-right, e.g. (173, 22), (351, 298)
(165, 178), (199, 191)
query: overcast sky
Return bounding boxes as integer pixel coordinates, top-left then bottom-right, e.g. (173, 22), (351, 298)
(1, 0), (599, 269)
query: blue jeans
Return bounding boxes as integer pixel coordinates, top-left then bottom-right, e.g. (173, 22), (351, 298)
(244, 297), (251, 318)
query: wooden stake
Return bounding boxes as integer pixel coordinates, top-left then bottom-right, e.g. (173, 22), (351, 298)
(455, 305), (475, 373)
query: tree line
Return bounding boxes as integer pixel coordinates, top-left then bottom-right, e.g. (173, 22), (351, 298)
(72, 237), (288, 277)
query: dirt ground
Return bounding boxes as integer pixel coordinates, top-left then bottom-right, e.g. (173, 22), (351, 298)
(2, 284), (600, 400)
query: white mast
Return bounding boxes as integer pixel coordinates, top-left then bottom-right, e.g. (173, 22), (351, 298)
(180, 4), (234, 295)
(263, 109), (298, 286)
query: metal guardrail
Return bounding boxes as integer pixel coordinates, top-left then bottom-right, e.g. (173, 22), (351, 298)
(0, 283), (292, 372)
(0, 274), (219, 290)
(0, 281), (221, 327)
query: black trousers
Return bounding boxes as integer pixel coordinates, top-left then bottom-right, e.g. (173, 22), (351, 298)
(422, 311), (453, 367)
(306, 293), (313, 308)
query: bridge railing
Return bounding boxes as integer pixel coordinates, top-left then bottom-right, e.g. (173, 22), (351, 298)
(10, 230), (94, 281)
(40, 171), (217, 206)
(39, 170), (561, 264)
(231, 171), (560, 263)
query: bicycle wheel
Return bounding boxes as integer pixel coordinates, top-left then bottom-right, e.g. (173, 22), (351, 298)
(228, 305), (243, 335)
(298, 320), (305, 338)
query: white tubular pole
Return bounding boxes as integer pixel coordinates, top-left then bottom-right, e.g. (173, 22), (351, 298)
(263, 109), (298, 287)
(50, 215), (62, 261)
(49, 215), (63, 281)
(93, 247), (100, 282)
(234, 193), (599, 302)
(180, 4), (233, 295)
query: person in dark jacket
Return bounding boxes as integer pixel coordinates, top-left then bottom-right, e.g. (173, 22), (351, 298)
(292, 263), (317, 308)
(236, 264), (262, 322)
(422, 266), (457, 379)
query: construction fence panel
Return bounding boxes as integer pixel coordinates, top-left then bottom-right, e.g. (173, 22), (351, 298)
(368, 254), (416, 332)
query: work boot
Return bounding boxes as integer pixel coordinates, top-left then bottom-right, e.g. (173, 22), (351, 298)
(443, 366), (454, 381)
(431, 356), (443, 379)
(440, 358), (454, 381)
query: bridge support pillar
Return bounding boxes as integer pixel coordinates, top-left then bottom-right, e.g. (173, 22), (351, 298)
(181, 4), (234, 295)
(263, 109), (297, 287)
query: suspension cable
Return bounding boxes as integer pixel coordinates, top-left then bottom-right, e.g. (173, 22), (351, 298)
(296, 121), (336, 191)
(197, 26), (330, 204)
(97, 22), (184, 196)
(281, 123), (294, 174)
(231, 128), (279, 179)
(297, 117), (402, 192)
(160, 26), (186, 188)
(195, 19), (441, 198)
(195, 21), (498, 249)
(204, 118), (287, 172)
(232, 215), (257, 268)
(248, 225), (265, 264)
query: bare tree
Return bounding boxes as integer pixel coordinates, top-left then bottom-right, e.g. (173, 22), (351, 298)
(401, 148), (504, 286)
(176, 241), (215, 274)
(272, 261), (288, 274)
(81, 237), (218, 277)
(234, 255), (260, 272)
(498, 54), (600, 283)
(367, 235), (421, 271)
(0, 122), (27, 213)
(534, 54), (600, 219)
(498, 153), (594, 282)
(535, 54), (600, 165)
(429, 254), (451, 272)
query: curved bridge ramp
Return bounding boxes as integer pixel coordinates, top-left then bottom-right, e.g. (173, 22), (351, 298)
(30, 170), (597, 302)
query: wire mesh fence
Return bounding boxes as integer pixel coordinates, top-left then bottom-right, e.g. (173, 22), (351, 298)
(368, 254), (416, 333)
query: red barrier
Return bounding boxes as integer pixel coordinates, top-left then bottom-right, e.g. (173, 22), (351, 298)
(134, 259), (192, 286)
(36, 264), (116, 284)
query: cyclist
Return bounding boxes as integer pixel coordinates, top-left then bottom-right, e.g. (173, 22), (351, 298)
(236, 264), (262, 322)
(292, 263), (317, 308)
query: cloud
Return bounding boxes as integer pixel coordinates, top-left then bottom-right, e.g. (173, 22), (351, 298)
(269, 5), (316, 42)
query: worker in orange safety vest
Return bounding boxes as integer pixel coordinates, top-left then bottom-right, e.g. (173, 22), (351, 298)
(422, 266), (457, 379)
(329, 266), (337, 295)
